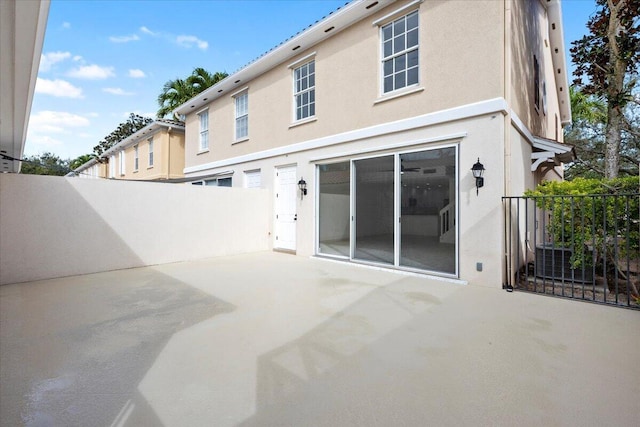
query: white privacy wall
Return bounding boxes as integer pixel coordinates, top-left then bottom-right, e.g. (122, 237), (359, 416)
(0, 174), (270, 285)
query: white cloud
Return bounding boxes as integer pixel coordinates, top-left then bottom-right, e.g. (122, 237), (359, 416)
(103, 87), (135, 96)
(30, 111), (90, 134)
(176, 35), (208, 50)
(35, 78), (83, 98)
(62, 22), (71, 29)
(140, 26), (158, 36)
(128, 69), (146, 78)
(85, 112), (99, 118)
(73, 55), (83, 62)
(29, 135), (64, 147)
(40, 51), (72, 72)
(67, 64), (115, 79)
(109, 34), (140, 43)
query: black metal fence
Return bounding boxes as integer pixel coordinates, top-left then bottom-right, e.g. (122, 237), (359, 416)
(503, 193), (640, 309)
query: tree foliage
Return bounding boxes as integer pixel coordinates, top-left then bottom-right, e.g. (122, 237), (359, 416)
(570, 0), (640, 178)
(157, 67), (228, 119)
(19, 152), (71, 176)
(93, 113), (153, 157)
(70, 154), (95, 170)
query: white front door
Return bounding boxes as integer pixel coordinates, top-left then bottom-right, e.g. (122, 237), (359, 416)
(274, 165), (297, 251)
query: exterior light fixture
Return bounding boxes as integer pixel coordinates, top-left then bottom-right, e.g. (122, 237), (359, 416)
(471, 158), (485, 195)
(298, 177), (307, 199)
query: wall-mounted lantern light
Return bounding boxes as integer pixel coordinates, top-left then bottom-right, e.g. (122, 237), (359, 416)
(298, 177), (307, 199)
(471, 158), (485, 195)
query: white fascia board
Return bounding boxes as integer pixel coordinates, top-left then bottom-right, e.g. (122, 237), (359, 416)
(102, 121), (184, 157)
(174, 0), (396, 116)
(75, 157), (98, 172)
(544, 0), (572, 125)
(184, 97), (508, 175)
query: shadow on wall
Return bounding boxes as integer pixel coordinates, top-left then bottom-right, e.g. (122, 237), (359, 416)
(0, 174), (270, 285)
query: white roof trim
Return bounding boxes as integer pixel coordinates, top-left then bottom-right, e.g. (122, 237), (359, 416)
(543, 0), (572, 125)
(174, 0), (396, 116)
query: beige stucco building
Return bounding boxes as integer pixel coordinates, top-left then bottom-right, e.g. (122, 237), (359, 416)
(73, 120), (185, 181)
(174, 0), (572, 287)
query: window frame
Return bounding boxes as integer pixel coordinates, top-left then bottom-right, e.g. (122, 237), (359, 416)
(198, 109), (209, 152)
(148, 137), (154, 167)
(133, 144), (139, 171)
(292, 60), (316, 122)
(379, 9), (420, 95)
(119, 151), (125, 176)
(234, 91), (249, 141)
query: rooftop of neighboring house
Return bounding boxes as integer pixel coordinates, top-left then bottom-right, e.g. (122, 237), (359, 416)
(101, 119), (185, 158)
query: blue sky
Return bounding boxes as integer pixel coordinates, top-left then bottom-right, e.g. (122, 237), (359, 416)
(26, 0), (598, 160)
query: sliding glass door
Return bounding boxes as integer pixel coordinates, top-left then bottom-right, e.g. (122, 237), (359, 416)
(317, 146), (457, 276)
(353, 155), (395, 265)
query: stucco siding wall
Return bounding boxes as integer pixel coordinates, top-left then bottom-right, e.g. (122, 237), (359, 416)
(509, 0), (562, 141)
(184, 0), (504, 170)
(0, 174), (270, 285)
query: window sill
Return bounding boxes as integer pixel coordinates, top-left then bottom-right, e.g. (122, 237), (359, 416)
(374, 86), (424, 105)
(197, 149), (210, 155)
(233, 137), (249, 145)
(289, 116), (317, 129)
(147, 166), (154, 170)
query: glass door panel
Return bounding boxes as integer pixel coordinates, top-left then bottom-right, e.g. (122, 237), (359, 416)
(400, 147), (456, 273)
(318, 162), (350, 257)
(353, 155), (395, 265)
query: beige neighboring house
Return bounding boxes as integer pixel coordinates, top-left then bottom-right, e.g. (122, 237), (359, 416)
(72, 120), (185, 181)
(174, 0), (574, 287)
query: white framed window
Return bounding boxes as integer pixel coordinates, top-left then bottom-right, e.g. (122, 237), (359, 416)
(381, 10), (419, 94)
(109, 155), (115, 178)
(192, 176), (232, 187)
(133, 144), (139, 171)
(119, 151), (125, 176)
(235, 92), (248, 140)
(148, 138), (154, 167)
(198, 109), (209, 151)
(293, 60), (315, 121)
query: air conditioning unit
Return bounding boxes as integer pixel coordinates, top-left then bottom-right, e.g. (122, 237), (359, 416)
(535, 245), (594, 283)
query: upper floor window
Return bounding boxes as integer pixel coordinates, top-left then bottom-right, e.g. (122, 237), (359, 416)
(381, 10), (419, 94)
(109, 155), (115, 178)
(235, 92), (248, 140)
(119, 151), (125, 176)
(294, 60), (315, 121)
(133, 144), (139, 171)
(148, 138), (154, 167)
(199, 110), (209, 151)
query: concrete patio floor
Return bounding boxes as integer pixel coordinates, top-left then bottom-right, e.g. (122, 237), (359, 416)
(1, 251), (638, 426)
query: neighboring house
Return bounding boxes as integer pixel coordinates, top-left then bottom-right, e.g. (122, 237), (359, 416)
(72, 120), (186, 181)
(72, 157), (107, 179)
(174, 0), (573, 287)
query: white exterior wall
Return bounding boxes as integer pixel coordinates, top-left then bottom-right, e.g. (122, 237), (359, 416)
(185, 100), (508, 287)
(0, 174), (270, 285)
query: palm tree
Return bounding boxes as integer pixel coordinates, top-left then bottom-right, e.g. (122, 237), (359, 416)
(157, 68), (228, 120)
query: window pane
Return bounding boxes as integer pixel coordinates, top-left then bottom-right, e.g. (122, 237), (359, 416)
(394, 54), (406, 72)
(318, 161), (350, 257)
(302, 92), (308, 105)
(407, 11), (418, 30)
(308, 61), (315, 73)
(407, 67), (419, 86)
(384, 59), (393, 76)
(309, 73), (315, 87)
(394, 34), (405, 53)
(309, 103), (315, 117)
(383, 41), (392, 58)
(384, 76), (393, 93)
(407, 28), (418, 48)
(395, 72), (406, 89)
(310, 89), (315, 103)
(394, 19), (405, 35)
(407, 49), (418, 67)
(382, 25), (392, 41)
